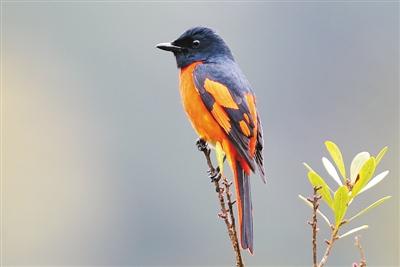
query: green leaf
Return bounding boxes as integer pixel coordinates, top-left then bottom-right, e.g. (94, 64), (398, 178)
(351, 157), (376, 198)
(358, 170), (389, 195)
(322, 157), (343, 186)
(347, 196), (392, 222)
(376, 146), (388, 165)
(334, 186), (349, 226)
(298, 194), (332, 226)
(302, 162), (314, 172)
(338, 225), (369, 239)
(325, 141), (346, 180)
(307, 171), (334, 209)
(350, 152), (370, 183)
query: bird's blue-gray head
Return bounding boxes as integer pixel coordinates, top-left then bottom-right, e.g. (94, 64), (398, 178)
(156, 27), (234, 68)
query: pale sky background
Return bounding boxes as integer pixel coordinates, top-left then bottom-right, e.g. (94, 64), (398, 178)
(2, 1), (399, 266)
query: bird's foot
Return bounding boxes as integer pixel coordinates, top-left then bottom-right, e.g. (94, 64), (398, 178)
(208, 166), (221, 183)
(196, 138), (208, 152)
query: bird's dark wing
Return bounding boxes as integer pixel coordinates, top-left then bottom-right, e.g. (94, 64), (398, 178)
(193, 61), (263, 174)
(255, 114), (266, 182)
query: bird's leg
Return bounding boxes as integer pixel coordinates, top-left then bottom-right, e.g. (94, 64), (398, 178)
(196, 138), (208, 152)
(195, 138), (221, 182)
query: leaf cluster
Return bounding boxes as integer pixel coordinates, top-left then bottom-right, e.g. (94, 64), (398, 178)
(300, 141), (391, 238)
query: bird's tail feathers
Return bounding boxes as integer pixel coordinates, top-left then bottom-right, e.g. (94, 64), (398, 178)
(233, 160), (254, 254)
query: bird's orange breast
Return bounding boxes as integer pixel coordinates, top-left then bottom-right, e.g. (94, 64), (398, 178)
(179, 62), (226, 145)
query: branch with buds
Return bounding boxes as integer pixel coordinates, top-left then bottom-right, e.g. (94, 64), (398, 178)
(196, 138), (244, 267)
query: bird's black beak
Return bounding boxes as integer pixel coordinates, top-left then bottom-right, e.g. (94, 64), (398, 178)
(156, 42), (183, 53)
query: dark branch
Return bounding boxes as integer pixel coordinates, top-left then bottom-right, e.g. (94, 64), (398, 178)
(308, 186), (322, 267)
(223, 177), (242, 265)
(196, 138), (244, 267)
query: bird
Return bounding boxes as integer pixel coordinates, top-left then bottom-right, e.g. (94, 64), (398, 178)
(156, 27), (265, 254)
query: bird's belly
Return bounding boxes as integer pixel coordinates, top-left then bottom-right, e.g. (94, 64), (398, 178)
(179, 63), (225, 145)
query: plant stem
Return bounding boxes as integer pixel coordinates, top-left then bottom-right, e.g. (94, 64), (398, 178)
(318, 227), (339, 267)
(308, 186), (322, 267)
(197, 139), (244, 267)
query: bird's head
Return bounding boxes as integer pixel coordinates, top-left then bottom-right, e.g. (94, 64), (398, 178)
(156, 27), (234, 68)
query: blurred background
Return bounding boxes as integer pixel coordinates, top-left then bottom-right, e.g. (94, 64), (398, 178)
(2, 1), (399, 266)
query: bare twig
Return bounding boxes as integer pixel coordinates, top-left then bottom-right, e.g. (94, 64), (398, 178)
(307, 186), (322, 267)
(223, 176), (242, 265)
(196, 139), (244, 267)
(354, 236), (367, 267)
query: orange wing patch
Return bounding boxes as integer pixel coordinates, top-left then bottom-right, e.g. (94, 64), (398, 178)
(239, 120), (251, 137)
(204, 79), (239, 109)
(211, 103), (231, 132)
(243, 113), (250, 124)
(245, 94), (257, 122)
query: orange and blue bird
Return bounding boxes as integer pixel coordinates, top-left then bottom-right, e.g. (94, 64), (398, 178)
(156, 27), (265, 254)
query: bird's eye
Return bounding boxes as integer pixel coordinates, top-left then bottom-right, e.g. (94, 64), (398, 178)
(192, 40), (200, 48)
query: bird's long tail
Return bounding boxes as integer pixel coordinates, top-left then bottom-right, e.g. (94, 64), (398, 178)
(232, 160), (254, 254)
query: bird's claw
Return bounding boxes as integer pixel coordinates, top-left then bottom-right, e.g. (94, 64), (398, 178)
(208, 166), (221, 182)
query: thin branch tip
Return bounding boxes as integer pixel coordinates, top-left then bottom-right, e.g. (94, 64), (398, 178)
(354, 236), (367, 267)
